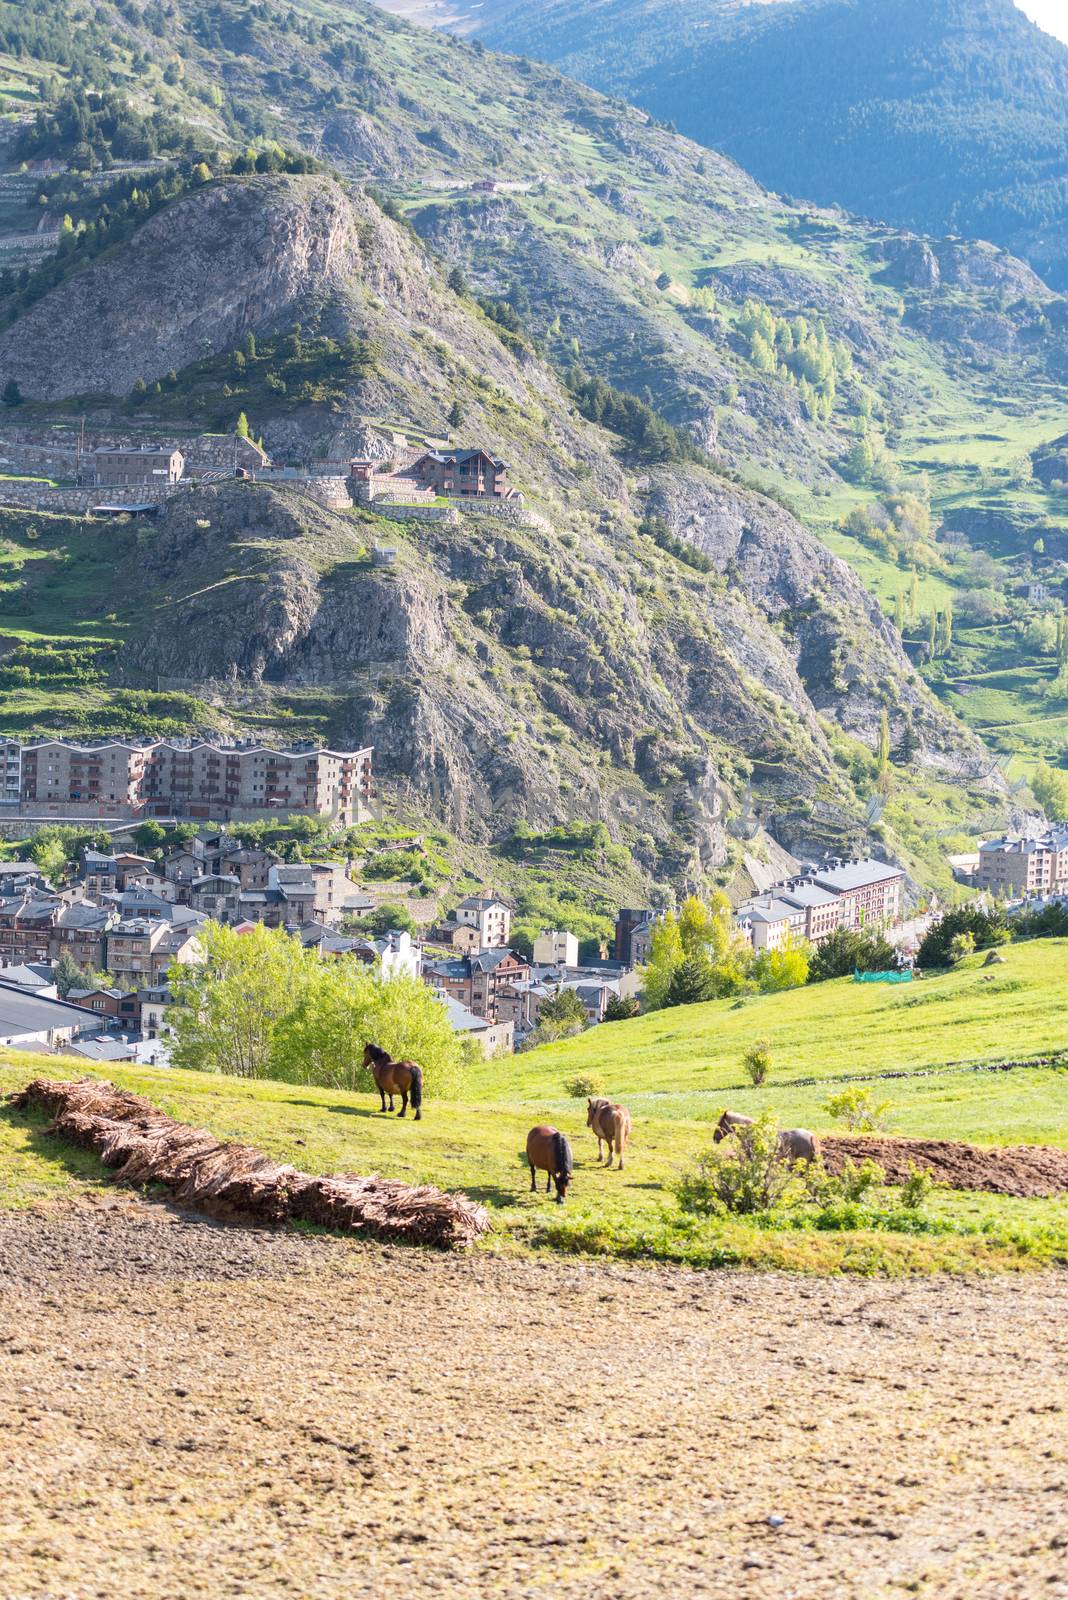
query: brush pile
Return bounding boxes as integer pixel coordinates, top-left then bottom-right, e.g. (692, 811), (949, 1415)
(11, 1077), (491, 1249)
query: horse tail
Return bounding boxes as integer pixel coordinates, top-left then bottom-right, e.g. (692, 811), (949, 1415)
(409, 1064), (423, 1113)
(554, 1130), (572, 1181)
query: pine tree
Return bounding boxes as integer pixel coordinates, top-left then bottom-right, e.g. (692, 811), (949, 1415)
(447, 398), (464, 430)
(1, 378), (22, 407)
(927, 612), (937, 655)
(243, 331), (257, 360)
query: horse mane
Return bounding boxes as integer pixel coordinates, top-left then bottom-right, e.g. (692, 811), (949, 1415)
(553, 1130), (573, 1180)
(365, 1041), (391, 1067)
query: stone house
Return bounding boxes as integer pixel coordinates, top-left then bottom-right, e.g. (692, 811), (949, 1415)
(92, 446), (185, 487)
(452, 894), (512, 950)
(437, 993), (514, 1057)
(0, 895), (60, 964)
(425, 948), (530, 1022)
(51, 901), (117, 971)
(409, 448), (512, 499)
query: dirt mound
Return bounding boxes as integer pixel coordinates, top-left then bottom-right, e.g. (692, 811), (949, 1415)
(821, 1133), (1068, 1198)
(10, 1077), (490, 1249)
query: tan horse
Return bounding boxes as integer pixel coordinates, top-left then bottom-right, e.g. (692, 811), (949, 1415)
(587, 1097), (632, 1170)
(713, 1109), (817, 1164)
(526, 1125), (573, 1203)
(362, 1042), (423, 1121)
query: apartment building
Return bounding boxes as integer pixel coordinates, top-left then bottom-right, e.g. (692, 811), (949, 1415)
(14, 740), (373, 823)
(977, 829), (1068, 897)
(736, 858), (905, 949)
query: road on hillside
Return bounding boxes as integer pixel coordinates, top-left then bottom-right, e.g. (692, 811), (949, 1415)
(1, 1202), (1065, 1599)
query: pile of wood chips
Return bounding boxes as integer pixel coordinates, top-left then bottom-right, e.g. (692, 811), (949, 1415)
(11, 1076), (491, 1249)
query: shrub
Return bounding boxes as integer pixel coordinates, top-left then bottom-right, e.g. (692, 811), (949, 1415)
(805, 1155), (885, 1206)
(564, 1073), (604, 1099)
(674, 1113), (800, 1216)
(948, 930), (976, 963)
(900, 1163), (935, 1210)
(823, 1086), (895, 1131)
(742, 1038), (772, 1086)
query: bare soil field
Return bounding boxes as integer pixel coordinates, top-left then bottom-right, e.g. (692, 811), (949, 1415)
(1, 1202), (1066, 1600)
(822, 1132), (1068, 1197)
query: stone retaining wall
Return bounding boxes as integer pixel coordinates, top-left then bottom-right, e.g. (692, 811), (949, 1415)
(0, 483), (179, 513)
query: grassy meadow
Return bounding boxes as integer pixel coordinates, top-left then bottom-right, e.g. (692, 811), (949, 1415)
(2, 941), (1067, 1276)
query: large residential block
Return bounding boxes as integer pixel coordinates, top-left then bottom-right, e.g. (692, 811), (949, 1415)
(977, 829), (1068, 897)
(736, 857), (906, 949)
(10, 740), (373, 823)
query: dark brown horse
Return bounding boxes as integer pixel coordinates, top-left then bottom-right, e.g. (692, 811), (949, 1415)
(362, 1042), (423, 1121)
(526, 1125), (572, 1203)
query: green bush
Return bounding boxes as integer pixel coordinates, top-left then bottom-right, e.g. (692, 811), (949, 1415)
(823, 1086), (894, 1131)
(564, 1073), (604, 1099)
(674, 1113), (800, 1216)
(742, 1038), (772, 1086)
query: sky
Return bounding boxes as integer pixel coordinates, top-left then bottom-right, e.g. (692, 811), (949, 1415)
(1017, 1), (1068, 44)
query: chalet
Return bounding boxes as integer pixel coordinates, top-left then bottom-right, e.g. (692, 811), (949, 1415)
(409, 449), (512, 499)
(67, 986), (141, 1030)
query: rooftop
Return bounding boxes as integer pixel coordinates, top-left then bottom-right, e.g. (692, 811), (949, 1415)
(807, 859), (904, 893)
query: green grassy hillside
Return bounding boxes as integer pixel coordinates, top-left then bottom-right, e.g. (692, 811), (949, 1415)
(481, 938), (1068, 1104)
(3, 939), (1067, 1274)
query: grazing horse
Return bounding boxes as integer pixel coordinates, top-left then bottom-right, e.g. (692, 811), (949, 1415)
(713, 1109), (817, 1165)
(362, 1042), (424, 1121)
(586, 1097), (632, 1170)
(526, 1125), (573, 1203)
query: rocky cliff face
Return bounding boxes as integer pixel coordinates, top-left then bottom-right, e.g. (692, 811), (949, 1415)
(0, 177), (369, 400)
(120, 467), (994, 876)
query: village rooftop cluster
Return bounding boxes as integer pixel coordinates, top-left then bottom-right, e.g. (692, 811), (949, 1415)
(0, 832), (914, 1064)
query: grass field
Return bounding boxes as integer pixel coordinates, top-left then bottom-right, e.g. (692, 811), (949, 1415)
(2, 942), (1067, 1275)
(475, 938), (1068, 1100)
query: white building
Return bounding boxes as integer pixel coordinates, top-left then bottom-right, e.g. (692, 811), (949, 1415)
(533, 929), (579, 966)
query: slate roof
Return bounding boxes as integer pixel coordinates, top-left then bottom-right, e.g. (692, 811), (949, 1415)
(808, 859), (904, 893)
(0, 989), (95, 1039)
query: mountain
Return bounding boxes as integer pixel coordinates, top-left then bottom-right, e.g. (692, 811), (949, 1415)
(0, 0), (1063, 901)
(420, 0), (1068, 292)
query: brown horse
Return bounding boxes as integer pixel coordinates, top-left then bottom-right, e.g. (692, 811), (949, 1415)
(587, 1097), (632, 1170)
(713, 1109), (817, 1164)
(526, 1125), (573, 1203)
(362, 1042), (423, 1121)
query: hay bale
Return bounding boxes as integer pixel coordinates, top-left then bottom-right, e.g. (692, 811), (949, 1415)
(11, 1077), (491, 1247)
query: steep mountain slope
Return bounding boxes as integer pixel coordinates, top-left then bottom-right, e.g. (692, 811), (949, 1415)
(0, 0), (1060, 893)
(440, 0), (1068, 290)
(0, 170), (999, 891)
